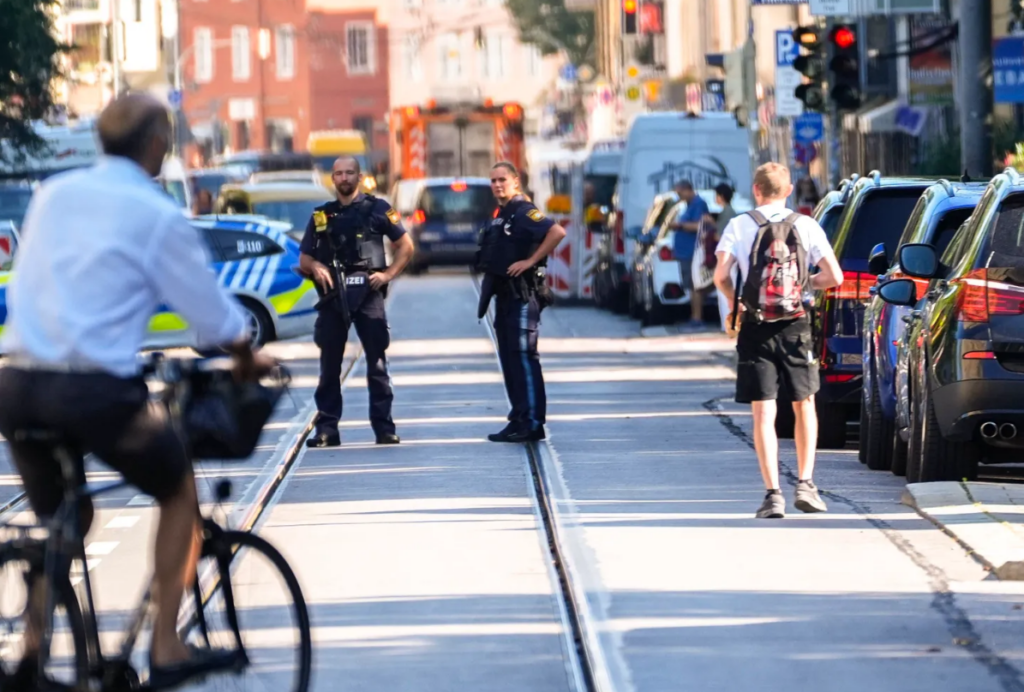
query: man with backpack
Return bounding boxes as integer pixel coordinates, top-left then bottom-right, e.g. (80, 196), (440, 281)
(712, 163), (844, 518)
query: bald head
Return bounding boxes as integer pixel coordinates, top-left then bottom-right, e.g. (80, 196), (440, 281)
(97, 93), (171, 175)
(332, 156), (361, 175)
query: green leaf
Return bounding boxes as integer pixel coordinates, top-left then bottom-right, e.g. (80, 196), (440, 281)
(503, 0), (595, 69)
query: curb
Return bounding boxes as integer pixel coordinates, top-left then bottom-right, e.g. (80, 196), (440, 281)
(902, 481), (1024, 580)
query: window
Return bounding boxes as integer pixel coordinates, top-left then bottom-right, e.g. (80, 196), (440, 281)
(346, 22), (375, 75)
(483, 31), (505, 78)
(194, 27), (213, 83)
(352, 115), (373, 145)
(438, 32), (461, 81)
(133, 0), (142, 22)
(232, 26), (250, 81)
(526, 43), (542, 77)
(275, 25), (295, 80)
(402, 34), (422, 81)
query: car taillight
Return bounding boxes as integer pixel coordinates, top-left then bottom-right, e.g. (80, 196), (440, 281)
(658, 246), (673, 261)
(957, 268), (1024, 322)
(614, 211), (624, 254)
(827, 270), (874, 302)
(413, 209), (426, 225)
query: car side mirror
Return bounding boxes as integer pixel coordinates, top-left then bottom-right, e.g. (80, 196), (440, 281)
(897, 243), (939, 279)
(878, 278), (917, 306)
(867, 242), (889, 276)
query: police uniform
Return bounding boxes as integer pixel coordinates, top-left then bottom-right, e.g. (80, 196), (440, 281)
(478, 194), (555, 442)
(299, 194), (406, 446)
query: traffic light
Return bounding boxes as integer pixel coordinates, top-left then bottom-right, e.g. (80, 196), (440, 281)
(793, 25), (825, 112)
(623, 0), (638, 35)
(828, 24), (861, 110)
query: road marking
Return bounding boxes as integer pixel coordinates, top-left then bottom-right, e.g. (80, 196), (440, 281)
(104, 516), (140, 529)
(128, 495), (153, 506)
(71, 559), (102, 573)
(85, 542), (118, 556)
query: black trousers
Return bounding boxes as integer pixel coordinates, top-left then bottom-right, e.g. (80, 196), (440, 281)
(493, 292), (546, 431)
(313, 288), (395, 436)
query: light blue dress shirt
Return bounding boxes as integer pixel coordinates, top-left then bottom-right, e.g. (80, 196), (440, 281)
(2, 156), (247, 376)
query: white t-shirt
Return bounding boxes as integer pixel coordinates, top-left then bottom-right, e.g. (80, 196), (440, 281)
(715, 202), (836, 282)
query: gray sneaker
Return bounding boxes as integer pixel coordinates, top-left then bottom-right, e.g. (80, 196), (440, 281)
(794, 481), (828, 513)
(755, 491), (786, 519)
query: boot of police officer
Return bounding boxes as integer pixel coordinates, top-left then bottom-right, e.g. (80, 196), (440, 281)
(479, 162), (566, 443)
(298, 156), (415, 447)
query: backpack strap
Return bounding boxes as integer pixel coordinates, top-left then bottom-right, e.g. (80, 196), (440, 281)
(783, 212), (810, 290)
(747, 209), (770, 227)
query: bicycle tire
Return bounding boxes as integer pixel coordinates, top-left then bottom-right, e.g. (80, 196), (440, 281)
(0, 540), (89, 688)
(191, 529), (312, 692)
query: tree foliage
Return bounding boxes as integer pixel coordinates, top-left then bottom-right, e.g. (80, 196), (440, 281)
(0, 0), (71, 165)
(503, 0), (595, 69)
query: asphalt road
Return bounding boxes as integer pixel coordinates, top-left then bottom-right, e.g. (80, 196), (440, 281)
(5, 272), (1024, 692)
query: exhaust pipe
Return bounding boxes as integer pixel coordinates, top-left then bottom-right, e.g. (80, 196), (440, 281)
(980, 421), (998, 439)
(1000, 423), (1017, 440)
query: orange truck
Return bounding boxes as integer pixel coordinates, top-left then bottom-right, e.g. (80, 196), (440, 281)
(389, 99), (526, 180)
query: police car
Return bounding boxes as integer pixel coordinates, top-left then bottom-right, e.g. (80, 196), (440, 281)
(0, 216), (317, 352)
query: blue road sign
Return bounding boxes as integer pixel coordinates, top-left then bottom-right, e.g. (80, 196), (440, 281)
(793, 113), (824, 143)
(559, 64), (578, 82)
(168, 89), (182, 109)
(776, 29), (798, 68)
(994, 37), (1024, 104)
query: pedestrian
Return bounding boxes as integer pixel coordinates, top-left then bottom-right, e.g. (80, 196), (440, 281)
(669, 180), (710, 329)
(299, 155), (415, 448)
(478, 161), (566, 442)
(711, 182), (737, 332)
(712, 162), (843, 518)
(794, 176), (821, 216)
(192, 188), (213, 216)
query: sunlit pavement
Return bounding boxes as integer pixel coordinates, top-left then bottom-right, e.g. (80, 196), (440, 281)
(11, 272), (1024, 691)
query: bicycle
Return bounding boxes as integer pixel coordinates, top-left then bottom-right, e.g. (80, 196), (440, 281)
(0, 354), (312, 691)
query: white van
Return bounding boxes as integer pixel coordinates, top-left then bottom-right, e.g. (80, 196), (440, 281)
(604, 112), (753, 308)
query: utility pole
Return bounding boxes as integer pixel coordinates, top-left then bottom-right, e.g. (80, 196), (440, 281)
(958, 0), (994, 177)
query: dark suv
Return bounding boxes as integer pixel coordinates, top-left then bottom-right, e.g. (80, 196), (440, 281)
(407, 177), (496, 273)
(879, 168), (1024, 481)
(811, 171), (936, 448)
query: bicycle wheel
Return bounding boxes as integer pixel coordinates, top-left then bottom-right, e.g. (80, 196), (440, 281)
(0, 540), (89, 689)
(183, 528), (311, 692)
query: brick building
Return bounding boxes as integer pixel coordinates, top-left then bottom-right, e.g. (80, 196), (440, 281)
(178, 0), (389, 162)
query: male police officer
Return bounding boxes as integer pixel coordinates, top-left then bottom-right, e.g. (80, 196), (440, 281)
(299, 156), (414, 447)
(478, 162), (566, 443)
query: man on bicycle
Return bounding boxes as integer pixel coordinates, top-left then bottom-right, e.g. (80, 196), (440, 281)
(0, 92), (275, 689)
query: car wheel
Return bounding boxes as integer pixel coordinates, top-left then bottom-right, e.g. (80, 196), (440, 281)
(858, 360), (872, 464)
(865, 370), (895, 471)
(816, 399), (847, 449)
(906, 375), (925, 483)
(919, 381), (980, 482)
(195, 298), (273, 357)
(891, 434), (909, 477)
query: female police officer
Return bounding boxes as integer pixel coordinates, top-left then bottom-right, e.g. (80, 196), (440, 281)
(479, 162), (566, 443)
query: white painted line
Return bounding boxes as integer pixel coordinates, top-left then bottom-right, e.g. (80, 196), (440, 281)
(71, 559), (102, 573)
(85, 542), (118, 556)
(104, 516), (140, 529)
(127, 495), (153, 506)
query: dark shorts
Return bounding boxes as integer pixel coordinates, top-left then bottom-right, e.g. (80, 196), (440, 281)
(735, 316), (819, 404)
(0, 368), (190, 518)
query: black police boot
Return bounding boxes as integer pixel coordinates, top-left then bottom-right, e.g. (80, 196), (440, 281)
(487, 423), (522, 443)
(504, 426), (546, 443)
(306, 431), (341, 448)
(376, 432), (400, 445)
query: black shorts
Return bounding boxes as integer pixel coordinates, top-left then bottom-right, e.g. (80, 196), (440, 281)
(735, 316), (819, 404)
(0, 368), (190, 518)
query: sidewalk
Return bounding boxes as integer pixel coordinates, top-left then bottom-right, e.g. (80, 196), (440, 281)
(904, 481), (1024, 580)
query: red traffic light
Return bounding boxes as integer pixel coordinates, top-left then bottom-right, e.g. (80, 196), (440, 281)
(831, 25), (856, 50)
(623, 0), (636, 13)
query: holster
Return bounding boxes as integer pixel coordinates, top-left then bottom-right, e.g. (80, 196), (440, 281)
(478, 273), (497, 320)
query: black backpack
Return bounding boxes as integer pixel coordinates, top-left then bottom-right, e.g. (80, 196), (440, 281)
(734, 210), (809, 326)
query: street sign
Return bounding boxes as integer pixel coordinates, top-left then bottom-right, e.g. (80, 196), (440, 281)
(793, 112), (824, 143)
(794, 142), (818, 165)
(168, 89), (182, 109)
(775, 29), (804, 117)
(809, 0), (852, 15)
(626, 85), (641, 101)
(895, 106), (928, 137)
(994, 37), (1024, 104)
(560, 64), (578, 82)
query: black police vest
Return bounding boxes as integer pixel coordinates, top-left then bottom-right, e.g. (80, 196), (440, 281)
(325, 197), (387, 271)
(477, 204), (542, 277)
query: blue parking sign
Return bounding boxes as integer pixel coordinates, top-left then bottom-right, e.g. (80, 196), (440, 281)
(793, 113), (824, 143)
(994, 37), (1024, 104)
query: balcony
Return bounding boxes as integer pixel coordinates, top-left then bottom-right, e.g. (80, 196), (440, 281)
(65, 0), (100, 9)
